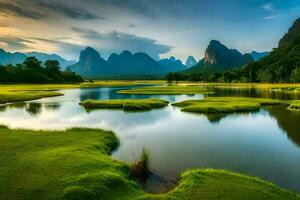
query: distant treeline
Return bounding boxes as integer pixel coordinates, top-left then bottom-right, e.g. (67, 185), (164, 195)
(0, 57), (84, 83)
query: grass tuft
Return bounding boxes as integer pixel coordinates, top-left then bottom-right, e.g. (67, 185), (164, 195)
(130, 147), (152, 181)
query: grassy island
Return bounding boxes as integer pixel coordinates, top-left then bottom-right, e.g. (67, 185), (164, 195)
(173, 97), (285, 114)
(80, 98), (169, 111)
(0, 126), (299, 200)
(117, 85), (213, 95)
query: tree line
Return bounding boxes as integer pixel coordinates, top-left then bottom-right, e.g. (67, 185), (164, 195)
(0, 57), (84, 83)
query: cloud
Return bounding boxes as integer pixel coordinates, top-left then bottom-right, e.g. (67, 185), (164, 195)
(263, 14), (280, 20)
(29, 37), (84, 59)
(0, 0), (100, 20)
(36, 1), (100, 20)
(0, 2), (45, 19)
(0, 36), (35, 49)
(71, 27), (172, 59)
(262, 3), (275, 11)
(128, 24), (137, 28)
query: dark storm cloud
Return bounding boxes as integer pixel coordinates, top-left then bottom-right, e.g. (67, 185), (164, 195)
(0, 2), (45, 19)
(0, 37), (35, 49)
(71, 27), (172, 60)
(0, 0), (100, 20)
(36, 1), (100, 20)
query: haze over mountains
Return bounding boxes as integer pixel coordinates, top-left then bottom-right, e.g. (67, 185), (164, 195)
(0, 49), (75, 69)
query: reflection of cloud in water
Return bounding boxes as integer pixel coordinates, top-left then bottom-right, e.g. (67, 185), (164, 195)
(0, 100), (171, 132)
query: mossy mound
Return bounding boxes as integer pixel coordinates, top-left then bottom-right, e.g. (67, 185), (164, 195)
(80, 99), (169, 111)
(173, 97), (285, 114)
(141, 169), (299, 200)
(117, 85), (213, 95)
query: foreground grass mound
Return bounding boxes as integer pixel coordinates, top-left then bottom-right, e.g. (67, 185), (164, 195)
(142, 169), (299, 200)
(117, 85), (213, 95)
(80, 99), (169, 111)
(0, 126), (298, 200)
(173, 97), (285, 114)
(0, 126), (144, 200)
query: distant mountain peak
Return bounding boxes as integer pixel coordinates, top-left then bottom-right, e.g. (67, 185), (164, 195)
(279, 17), (300, 47)
(204, 40), (251, 67)
(120, 50), (132, 57)
(185, 56), (197, 68)
(79, 47), (102, 63)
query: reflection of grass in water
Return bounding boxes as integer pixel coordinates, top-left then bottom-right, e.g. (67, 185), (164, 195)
(79, 99), (169, 111)
(1, 125), (299, 200)
(287, 101), (300, 111)
(173, 97), (286, 114)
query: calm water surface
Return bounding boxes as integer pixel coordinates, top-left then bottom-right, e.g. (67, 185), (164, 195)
(0, 86), (300, 193)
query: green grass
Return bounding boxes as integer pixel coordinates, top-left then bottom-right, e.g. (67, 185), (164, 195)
(0, 81), (162, 104)
(142, 169), (300, 200)
(172, 97), (286, 114)
(287, 101), (300, 111)
(79, 99), (169, 111)
(117, 85), (213, 95)
(0, 126), (299, 200)
(0, 91), (63, 104)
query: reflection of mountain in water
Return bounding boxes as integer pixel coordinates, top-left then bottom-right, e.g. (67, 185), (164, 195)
(267, 105), (300, 146)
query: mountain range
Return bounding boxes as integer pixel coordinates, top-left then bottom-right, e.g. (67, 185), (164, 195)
(67, 48), (187, 79)
(0, 49), (75, 69)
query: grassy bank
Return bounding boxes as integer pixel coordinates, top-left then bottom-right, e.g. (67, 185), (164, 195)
(173, 97), (286, 114)
(0, 91), (62, 104)
(80, 98), (169, 111)
(117, 85), (213, 95)
(0, 126), (299, 200)
(0, 80), (162, 104)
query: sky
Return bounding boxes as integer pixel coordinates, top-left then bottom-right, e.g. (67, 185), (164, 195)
(0, 0), (299, 62)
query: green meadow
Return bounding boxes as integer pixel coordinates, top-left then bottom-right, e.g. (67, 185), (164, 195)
(0, 80), (162, 104)
(172, 97), (286, 114)
(0, 125), (299, 200)
(117, 85), (213, 95)
(80, 99), (169, 111)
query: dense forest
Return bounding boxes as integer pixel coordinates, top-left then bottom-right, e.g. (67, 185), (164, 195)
(0, 57), (84, 83)
(166, 18), (300, 83)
